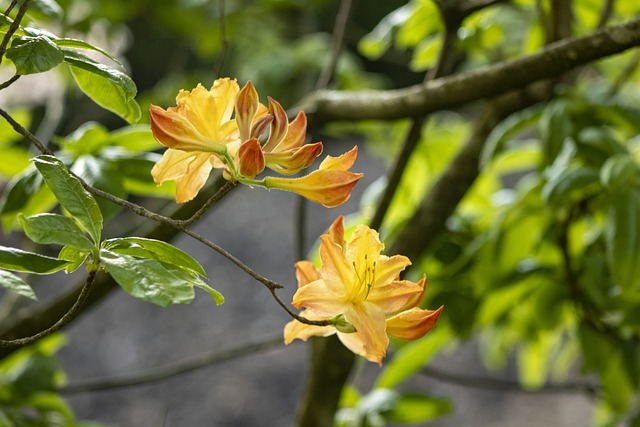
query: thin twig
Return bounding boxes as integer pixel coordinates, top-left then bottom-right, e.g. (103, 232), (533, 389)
(596, 0), (615, 29)
(315, 0), (353, 90)
(0, 0), (31, 63)
(0, 74), (19, 90)
(0, 270), (97, 348)
(421, 365), (598, 395)
(60, 336), (285, 394)
(213, 0), (228, 78)
(3, 0), (19, 15)
(0, 106), (53, 154)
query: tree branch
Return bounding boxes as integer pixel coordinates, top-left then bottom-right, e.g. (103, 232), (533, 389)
(299, 17), (640, 122)
(0, 270), (97, 348)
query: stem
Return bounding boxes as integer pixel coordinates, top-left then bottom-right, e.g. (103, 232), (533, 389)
(0, 0), (31, 64)
(0, 270), (97, 348)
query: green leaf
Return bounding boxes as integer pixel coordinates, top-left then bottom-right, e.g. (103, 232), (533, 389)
(28, 0), (63, 19)
(383, 393), (452, 423)
(99, 250), (195, 307)
(32, 155), (103, 244)
(481, 107), (541, 166)
(0, 245), (69, 274)
(606, 188), (640, 291)
(600, 153), (637, 190)
(64, 50), (140, 124)
(0, 269), (37, 300)
(6, 35), (64, 74)
(375, 326), (450, 389)
(58, 246), (89, 273)
(70, 155), (126, 220)
(104, 237), (207, 277)
(19, 213), (96, 251)
(54, 38), (124, 67)
(170, 267), (224, 304)
(542, 167), (600, 206)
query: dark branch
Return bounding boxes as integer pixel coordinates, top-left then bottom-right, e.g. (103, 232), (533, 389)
(300, 17), (640, 122)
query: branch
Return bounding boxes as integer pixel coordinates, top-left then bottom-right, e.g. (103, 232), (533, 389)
(0, 270), (97, 348)
(0, 0), (31, 63)
(421, 365), (598, 395)
(300, 17), (640, 122)
(60, 336), (284, 394)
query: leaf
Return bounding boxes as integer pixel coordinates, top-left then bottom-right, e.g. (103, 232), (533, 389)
(28, 0), (63, 19)
(6, 35), (64, 74)
(600, 153), (637, 190)
(375, 326), (450, 389)
(70, 155), (126, 220)
(99, 250), (195, 307)
(64, 50), (140, 124)
(104, 237), (207, 277)
(481, 106), (542, 166)
(383, 393), (452, 423)
(19, 213), (96, 251)
(605, 188), (640, 291)
(0, 245), (68, 274)
(54, 38), (124, 67)
(170, 268), (223, 304)
(0, 269), (37, 300)
(32, 155), (103, 244)
(58, 246), (89, 273)
(542, 167), (600, 206)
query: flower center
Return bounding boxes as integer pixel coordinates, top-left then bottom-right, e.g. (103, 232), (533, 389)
(352, 254), (376, 300)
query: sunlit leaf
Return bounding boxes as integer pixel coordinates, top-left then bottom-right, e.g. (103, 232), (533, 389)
(58, 245), (89, 273)
(606, 188), (640, 291)
(104, 237), (207, 277)
(19, 213), (96, 251)
(99, 250), (195, 307)
(64, 50), (140, 124)
(54, 38), (123, 67)
(6, 35), (64, 74)
(0, 245), (68, 274)
(33, 155), (103, 244)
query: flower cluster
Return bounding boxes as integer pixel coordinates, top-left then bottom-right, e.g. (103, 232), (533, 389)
(284, 216), (443, 365)
(150, 78), (362, 205)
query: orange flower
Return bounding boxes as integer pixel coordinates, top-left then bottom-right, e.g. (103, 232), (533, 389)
(284, 216), (443, 365)
(264, 146), (363, 208)
(150, 78), (362, 206)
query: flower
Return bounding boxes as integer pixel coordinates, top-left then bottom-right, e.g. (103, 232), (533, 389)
(264, 146), (363, 208)
(284, 216), (443, 365)
(150, 78), (362, 206)
(150, 78), (240, 202)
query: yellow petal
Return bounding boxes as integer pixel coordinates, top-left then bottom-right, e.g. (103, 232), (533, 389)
(262, 97), (288, 152)
(264, 169), (363, 207)
(319, 145), (358, 171)
(151, 149), (196, 185)
(295, 261), (322, 287)
(284, 310), (336, 344)
(291, 279), (345, 316)
(149, 104), (227, 153)
(173, 153), (215, 203)
(340, 302), (388, 365)
(236, 81), (259, 141)
(209, 78), (240, 130)
(319, 235), (354, 295)
(327, 215), (346, 249)
(366, 279), (424, 314)
(386, 306), (443, 341)
(373, 254), (411, 287)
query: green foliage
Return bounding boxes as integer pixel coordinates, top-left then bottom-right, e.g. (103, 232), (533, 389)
(0, 335), (105, 426)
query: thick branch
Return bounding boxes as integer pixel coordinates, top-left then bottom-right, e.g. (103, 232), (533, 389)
(301, 17), (640, 122)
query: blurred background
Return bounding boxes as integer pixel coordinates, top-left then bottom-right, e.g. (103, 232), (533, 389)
(2, 0), (640, 425)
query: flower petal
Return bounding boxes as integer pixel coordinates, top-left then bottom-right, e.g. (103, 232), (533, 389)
(327, 215), (346, 249)
(236, 81), (259, 141)
(174, 152), (215, 203)
(373, 254), (411, 287)
(150, 104), (227, 153)
(366, 279), (424, 314)
(295, 260), (322, 287)
(284, 310), (336, 344)
(276, 111), (307, 151)
(264, 142), (323, 175)
(319, 235), (354, 295)
(340, 302), (388, 365)
(291, 279), (345, 316)
(265, 169), (363, 207)
(319, 145), (358, 171)
(151, 149), (196, 185)
(262, 97), (288, 152)
(238, 137), (265, 178)
(386, 305), (443, 341)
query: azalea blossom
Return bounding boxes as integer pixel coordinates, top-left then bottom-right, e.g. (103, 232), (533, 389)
(150, 77), (362, 205)
(284, 216), (443, 365)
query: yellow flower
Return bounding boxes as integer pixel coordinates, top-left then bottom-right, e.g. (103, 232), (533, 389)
(150, 78), (240, 202)
(264, 146), (363, 208)
(150, 78), (362, 206)
(284, 216), (443, 365)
